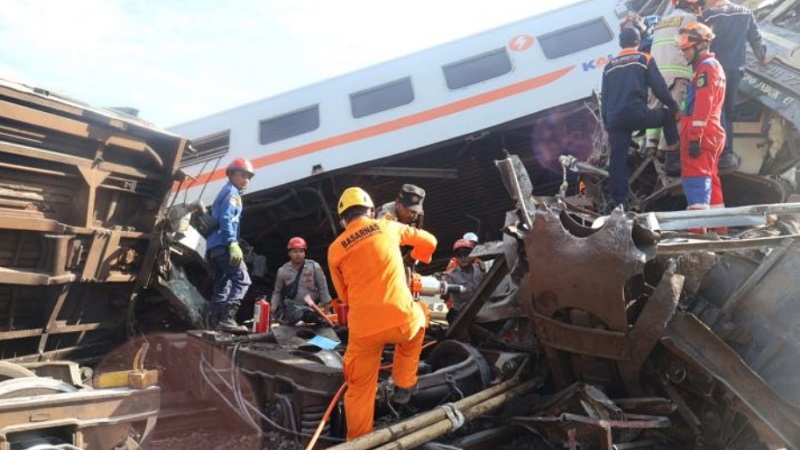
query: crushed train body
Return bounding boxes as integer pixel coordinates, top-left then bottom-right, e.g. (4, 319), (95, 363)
(3, 0), (800, 449)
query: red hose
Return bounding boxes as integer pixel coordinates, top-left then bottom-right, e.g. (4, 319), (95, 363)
(305, 381), (347, 450)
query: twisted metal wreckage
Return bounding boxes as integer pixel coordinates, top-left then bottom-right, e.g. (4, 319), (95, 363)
(142, 155), (800, 450)
(2, 75), (800, 449)
(3, 0), (800, 447)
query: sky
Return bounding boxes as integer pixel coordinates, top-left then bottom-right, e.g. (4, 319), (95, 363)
(1, 0), (583, 129)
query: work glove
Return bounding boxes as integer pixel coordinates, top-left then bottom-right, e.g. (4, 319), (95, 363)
(229, 242), (244, 267)
(688, 141), (701, 159)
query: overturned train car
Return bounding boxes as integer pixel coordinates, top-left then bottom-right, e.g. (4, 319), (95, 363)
(0, 79), (187, 449)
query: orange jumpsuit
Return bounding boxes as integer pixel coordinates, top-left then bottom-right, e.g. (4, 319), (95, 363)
(328, 216), (436, 440)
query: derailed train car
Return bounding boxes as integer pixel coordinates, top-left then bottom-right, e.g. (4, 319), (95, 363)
(154, 1), (800, 449)
(0, 78), (188, 449)
(1, 0), (800, 449)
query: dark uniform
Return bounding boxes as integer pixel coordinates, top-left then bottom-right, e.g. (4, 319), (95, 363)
(442, 263), (483, 324)
(701, 0), (767, 163)
(206, 182), (252, 318)
(602, 30), (679, 206)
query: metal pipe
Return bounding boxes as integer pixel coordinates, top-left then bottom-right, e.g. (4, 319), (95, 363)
(657, 234), (800, 254)
(644, 203), (800, 231)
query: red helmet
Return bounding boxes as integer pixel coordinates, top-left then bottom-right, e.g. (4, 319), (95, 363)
(452, 238), (475, 253)
(287, 237), (307, 250)
(226, 157), (255, 177)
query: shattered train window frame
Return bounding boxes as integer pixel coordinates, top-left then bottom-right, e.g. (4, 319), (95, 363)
(180, 130), (230, 168)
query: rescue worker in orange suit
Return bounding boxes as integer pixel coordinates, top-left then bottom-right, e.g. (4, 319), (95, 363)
(701, 0), (767, 172)
(375, 184), (425, 228)
(206, 157), (253, 333)
(601, 27), (680, 210)
(328, 187), (437, 440)
(442, 239), (484, 325)
(270, 237), (332, 324)
(677, 23), (727, 230)
(646, 0), (703, 175)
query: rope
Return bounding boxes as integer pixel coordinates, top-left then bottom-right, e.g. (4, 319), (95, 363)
(438, 403), (465, 431)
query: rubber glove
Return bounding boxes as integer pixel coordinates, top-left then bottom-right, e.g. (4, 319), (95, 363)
(229, 242), (243, 267)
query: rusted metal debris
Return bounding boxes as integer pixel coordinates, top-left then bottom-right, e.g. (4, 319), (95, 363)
(0, 78), (185, 448)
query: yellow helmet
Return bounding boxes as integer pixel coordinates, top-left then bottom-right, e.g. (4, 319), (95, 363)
(337, 187), (374, 215)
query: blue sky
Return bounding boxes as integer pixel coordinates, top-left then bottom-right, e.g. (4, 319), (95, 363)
(1, 0), (582, 128)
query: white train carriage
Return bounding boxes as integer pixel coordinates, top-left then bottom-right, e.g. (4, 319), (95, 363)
(171, 0), (625, 205)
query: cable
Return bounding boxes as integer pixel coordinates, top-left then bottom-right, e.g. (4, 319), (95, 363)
(198, 354), (261, 434)
(304, 381), (347, 450)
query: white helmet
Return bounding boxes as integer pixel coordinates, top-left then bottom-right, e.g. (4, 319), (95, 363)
(463, 232), (479, 244)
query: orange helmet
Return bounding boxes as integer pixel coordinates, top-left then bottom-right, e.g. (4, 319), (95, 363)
(676, 22), (715, 50)
(453, 238), (475, 253)
(287, 237), (307, 250)
(226, 157), (255, 177)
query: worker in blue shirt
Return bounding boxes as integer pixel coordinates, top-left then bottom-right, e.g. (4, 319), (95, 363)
(601, 27), (680, 210)
(206, 157), (254, 333)
(701, 0), (768, 172)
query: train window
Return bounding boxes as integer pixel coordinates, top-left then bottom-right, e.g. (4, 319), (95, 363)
(259, 105), (320, 145)
(538, 18), (614, 59)
(442, 48), (513, 90)
(350, 77), (415, 118)
(180, 130), (229, 168)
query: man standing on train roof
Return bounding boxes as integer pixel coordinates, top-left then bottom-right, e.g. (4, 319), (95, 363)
(270, 236), (332, 325)
(328, 187), (437, 440)
(205, 157), (253, 333)
(701, 0), (768, 172)
(646, 0), (704, 175)
(601, 27), (680, 211)
(376, 184), (425, 228)
(677, 23), (727, 232)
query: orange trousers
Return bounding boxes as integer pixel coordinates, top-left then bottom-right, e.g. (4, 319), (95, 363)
(343, 323), (425, 440)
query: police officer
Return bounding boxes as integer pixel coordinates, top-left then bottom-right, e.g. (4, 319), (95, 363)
(328, 187), (437, 440)
(701, 0), (768, 171)
(602, 27), (680, 210)
(442, 239), (484, 325)
(677, 23), (727, 230)
(646, 0), (703, 175)
(270, 236), (332, 324)
(206, 157), (253, 333)
(376, 184), (425, 228)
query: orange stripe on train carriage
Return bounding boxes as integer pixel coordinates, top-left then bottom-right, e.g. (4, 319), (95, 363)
(176, 65), (576, 192)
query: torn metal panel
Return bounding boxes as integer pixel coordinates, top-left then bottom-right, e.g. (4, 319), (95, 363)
(694, 240), (800, 406)
(663, 313), (800, 449)
(154, 267), (208, 330)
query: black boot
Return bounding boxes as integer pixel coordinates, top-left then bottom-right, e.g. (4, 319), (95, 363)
(208, 310), (222, 330)
(718, 151), (739, 174)
(664, 151), (681, 177)
(217, 304), (248, 334)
